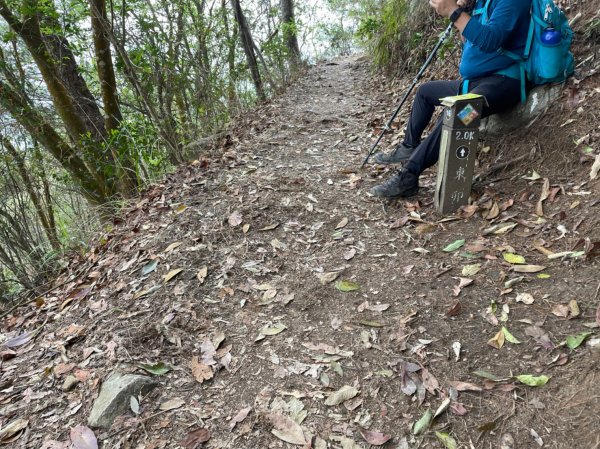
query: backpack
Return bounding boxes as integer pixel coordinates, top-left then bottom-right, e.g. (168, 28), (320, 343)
(478, 0), (575, 102)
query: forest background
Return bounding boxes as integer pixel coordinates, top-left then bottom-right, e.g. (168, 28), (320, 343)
(0, 0), (441, 296)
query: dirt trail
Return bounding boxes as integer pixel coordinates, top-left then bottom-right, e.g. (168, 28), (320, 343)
(2, 55), (599, 449)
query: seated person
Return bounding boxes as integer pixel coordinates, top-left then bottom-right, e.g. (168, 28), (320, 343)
(371, 0), (532, 198)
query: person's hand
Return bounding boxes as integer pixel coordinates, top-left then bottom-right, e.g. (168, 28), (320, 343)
(456, 0), (468, 7)
(429, 0), (460, 18)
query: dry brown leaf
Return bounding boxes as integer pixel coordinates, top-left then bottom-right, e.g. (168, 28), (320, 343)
(0, 419), (29, 442)
(318, 271), (341, 284)
(336, 217), (349, 229)
(551, 304), (570, 318)
(488, 329), (505, 349)
(69, 426), (97, 449)
(191, 356), (214, 383)
(180, 428), (211, 448)
(449, 381), (483, 392)
(325, 385), (359, 406)
(483, 201), (500, 220)
(163, 268), (183, 283)
(159, 398), (186, 411)
(228, 211), (243, 227)
(590, 154), (600, 180)
(197, 266), (208, 283)
(512, 265), (546, 273)
(358, 428), (391, 446)
(268, 413), (307, 445)
(536, 178), (550, 216)
(229, 407), (252, 431)
(164, 242), (183, 253)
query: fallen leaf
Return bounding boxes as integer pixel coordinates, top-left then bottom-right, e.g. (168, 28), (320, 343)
(70, 426), (98, 449)
(141, 260), (159, 276)
(449, 381), (483, 392)
(482, 222), (517, 235)
(138, 362), (172, 375)
(566, 332), (593, 350)
(446, 301), (462, 317)
(229, 407), (252, 431)
(174, 204), (188, 214)
(163, 268), (183, 283)
(525, 326), (554, 350)
(0, 419), (29, 442)
(336, 217), (349, 229)
(191, 356), (214, 383)
(502, 327), (521, 344)
(180, 428), (211, 448)
(335, 280), (360, 292)
(259, 323), (287, 336)
(268, 413), (307, 445)
(536, 178), (550, 216)
(325, 385), (359, 406)
(413, 409), (432, 435)
(435, 432), (457, 449)
(228, 211), (243, 227)
(596, 303), (600, 327)
(551, 304), (570, 318)
(443, 239), (466, 252)
(197, 266), (208, 284)
(488, 329), (505, 349)
(164, 242), (183, 253)
(516, 374), (550, 387)
(523, 170), (542, 181)
(159, 398), (185, 411)
(590, 154), (600, 180)
(318, 271), (341, 284)
(512, 265), (546, 273)
(568, 299), (580, 318)
(344, 248), (356, 260)
(434, 398), (451, 418)
(503, 253), (526, 264)
(359, 429), (391, 446)
(483, 201), (500, 220)
(2, 332), (32, 349)
(516, 293), (535, 304)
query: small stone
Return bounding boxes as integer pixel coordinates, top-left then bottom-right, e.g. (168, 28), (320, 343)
(62, 375), (80, 392)
(88, 373), (159, 429)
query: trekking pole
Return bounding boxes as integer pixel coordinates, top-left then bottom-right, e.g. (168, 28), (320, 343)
(361, 23), (454, 168)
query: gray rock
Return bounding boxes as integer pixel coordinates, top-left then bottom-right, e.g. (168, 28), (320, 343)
(481, 84), (564, 137)
(62, 375), (80, 392)
(87, 373), (159, 429)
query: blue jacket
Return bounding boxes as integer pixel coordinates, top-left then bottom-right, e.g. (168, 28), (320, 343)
(460, 0), (532, 79)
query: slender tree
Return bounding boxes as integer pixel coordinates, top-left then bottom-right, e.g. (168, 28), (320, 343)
(230, 0), (266, 101)
(280, 0), (301, 66)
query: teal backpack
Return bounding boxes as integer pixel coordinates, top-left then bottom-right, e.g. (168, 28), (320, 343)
(472, 0), (575, 102)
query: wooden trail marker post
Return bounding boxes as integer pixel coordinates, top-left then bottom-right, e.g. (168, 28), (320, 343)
(435, 93), (485, 215)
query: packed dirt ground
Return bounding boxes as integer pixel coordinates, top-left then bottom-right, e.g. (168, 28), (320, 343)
(1, 9), (600, 449)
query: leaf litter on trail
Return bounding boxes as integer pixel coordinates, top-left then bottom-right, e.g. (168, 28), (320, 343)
(191, 356), (213, 383)
(180, 428), (211, 448)
(229, 407), (252, 431)
(359, 428), (391, 446)
(502, 327), (521, 344)
(268, 413), (307, 445)
(141, 259), (158, 275)
(443, 239), (465, 252)
(566, 332), (593, 350)
(318, 271), (341, 284)
(503, 253), (526, 264)
(335, 280), (360, 292)
(228, 210), (242, 227)
(325, 385), (359, 406)
(516, 375), (550, 387)
(435, 432), (458, 449)
(0, 418), (28, 442)
(413, 409), (433, 435)
(488, 329), (505, 349)
(138, 362), (172, 375)
(512, 264), (546, 273)
(163, 268), (183, 283)
(196, 266), (208, 283)
(69, 426), (98, 449)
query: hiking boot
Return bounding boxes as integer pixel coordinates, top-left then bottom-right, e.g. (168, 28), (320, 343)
(370, 169), (419, 198)
(373, 143), (415, 164)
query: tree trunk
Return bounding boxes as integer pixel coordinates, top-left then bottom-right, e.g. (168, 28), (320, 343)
(230, 0), (265, 101)
(0, 78), (109, 204)
(89, 0), (122, 133)
(0, 136), (61, 251)
(279, 0), (301, 67)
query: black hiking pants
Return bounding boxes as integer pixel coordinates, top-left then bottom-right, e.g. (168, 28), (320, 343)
(402, 75), (521, 176)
